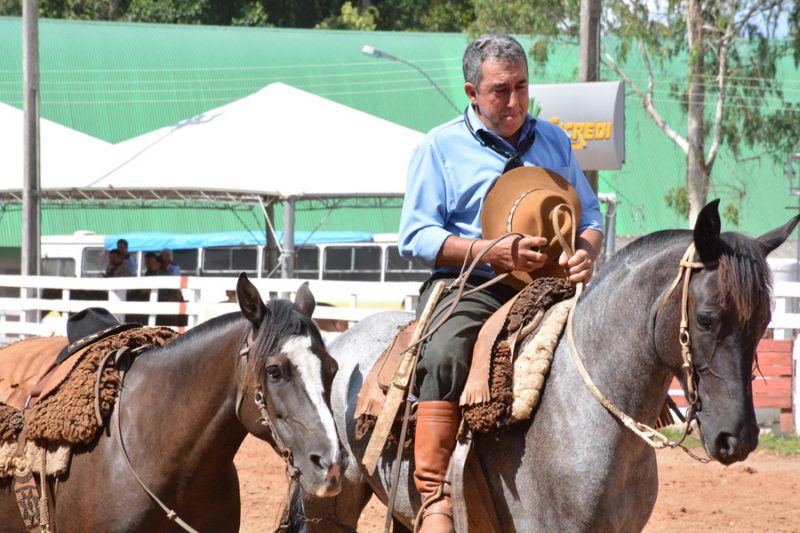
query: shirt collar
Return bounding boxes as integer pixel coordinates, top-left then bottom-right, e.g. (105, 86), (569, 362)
(466, 104), (536, 150)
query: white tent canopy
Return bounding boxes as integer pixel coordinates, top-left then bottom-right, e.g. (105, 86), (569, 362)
(1, 83), (423, 202)
(89, 82), (422, 200)
(0, 101), (111, 195)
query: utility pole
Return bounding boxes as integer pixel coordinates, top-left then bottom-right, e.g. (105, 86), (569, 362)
(579, 0), (601, 193)
(22, 0), (41, 279)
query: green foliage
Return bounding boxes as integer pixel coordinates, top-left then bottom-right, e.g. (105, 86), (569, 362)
(0, 0), (21, 16)
(468, 0), (579, 67)
(316, 1), (377, 30)
(373, 0), (475, 32)
(665, 185), (689, 219)
(231, 2), (269, 26)
(722, 202), (739, 226)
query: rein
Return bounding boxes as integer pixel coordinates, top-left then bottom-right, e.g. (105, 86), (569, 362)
(565, 240), (714, 462)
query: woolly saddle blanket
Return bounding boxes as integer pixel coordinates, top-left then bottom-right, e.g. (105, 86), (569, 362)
(354, 277), (575, 441)
(0, 327), (178, 478)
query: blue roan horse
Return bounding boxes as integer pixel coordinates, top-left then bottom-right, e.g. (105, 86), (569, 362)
(287, 202), (798, 532)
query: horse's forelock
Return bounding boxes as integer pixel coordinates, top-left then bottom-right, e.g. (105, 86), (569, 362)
(250, 299), (322, 374)
(716, 233), (772, 327)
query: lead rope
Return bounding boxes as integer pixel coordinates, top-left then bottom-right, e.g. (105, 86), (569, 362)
(560, 215), (711, 462)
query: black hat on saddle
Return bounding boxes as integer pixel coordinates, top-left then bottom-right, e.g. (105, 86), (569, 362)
(56, 308), (140, 364)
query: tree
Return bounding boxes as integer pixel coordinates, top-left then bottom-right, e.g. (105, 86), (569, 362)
(603, 0), (800, 224)
(316, 1), (377, 30)
(472, 0), (800, 226)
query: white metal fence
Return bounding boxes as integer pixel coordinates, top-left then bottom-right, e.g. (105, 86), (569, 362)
(0, 275), (420, 342)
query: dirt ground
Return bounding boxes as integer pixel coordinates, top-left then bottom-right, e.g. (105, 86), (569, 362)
(235, 436), (800, 532)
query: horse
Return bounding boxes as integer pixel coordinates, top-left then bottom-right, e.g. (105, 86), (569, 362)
(286, 201), (798, 532)
(0, 274), (345, 532)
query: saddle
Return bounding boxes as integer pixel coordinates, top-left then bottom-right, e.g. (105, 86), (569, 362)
(354, 278), (576, 434)
(0, 324), (177, 531)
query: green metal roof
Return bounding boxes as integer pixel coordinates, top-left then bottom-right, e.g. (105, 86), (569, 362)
(0, 17), (798, 243)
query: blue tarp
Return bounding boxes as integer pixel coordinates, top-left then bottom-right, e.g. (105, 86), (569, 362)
(105, 231), (374, 251)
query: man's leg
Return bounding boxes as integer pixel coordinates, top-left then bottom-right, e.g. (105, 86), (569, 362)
(413, 277), (516, 533)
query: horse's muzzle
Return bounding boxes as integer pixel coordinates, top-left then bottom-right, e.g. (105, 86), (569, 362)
(708, 425), (759, 465)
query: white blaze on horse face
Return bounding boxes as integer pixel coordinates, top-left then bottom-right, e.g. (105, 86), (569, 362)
(281, 335), (340, 464)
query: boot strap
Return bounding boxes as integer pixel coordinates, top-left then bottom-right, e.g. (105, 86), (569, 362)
(414, 485), (453, 532)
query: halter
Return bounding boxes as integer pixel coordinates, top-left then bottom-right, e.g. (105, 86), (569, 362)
(566, 240), (715, 461)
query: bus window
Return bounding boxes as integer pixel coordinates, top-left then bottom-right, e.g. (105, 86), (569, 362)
(202, 247), (257, 276)
(81, 247), (106, 278)
(41, 258), (76, 277)
(172, 249), (198, 275)
(295, 246), (320, 280)
(385, 246), (429, 282)
(324, 246), (381, 281)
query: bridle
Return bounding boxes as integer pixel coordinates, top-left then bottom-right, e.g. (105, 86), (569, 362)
(234, 329), (299, 478)
(565, 240), (716, 462)
(235, 328), (323, 532)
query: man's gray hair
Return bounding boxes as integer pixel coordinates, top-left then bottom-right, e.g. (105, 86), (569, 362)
(463, 35), (527, 88)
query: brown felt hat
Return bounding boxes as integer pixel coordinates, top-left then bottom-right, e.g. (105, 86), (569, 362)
(481, 166), (581, 289)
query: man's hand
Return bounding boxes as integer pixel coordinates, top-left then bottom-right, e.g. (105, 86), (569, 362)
(559, 228), (603, 284)
(559, 248), (593, 284)
(436, 234), (548, 273)
(485, 235), (549, 273)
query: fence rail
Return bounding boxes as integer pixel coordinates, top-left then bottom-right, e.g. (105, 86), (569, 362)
(0, 275), (420, 341)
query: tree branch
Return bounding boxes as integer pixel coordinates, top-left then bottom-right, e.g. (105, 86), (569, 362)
(706, 0), (734, 169)
(602, 51), (689, 154)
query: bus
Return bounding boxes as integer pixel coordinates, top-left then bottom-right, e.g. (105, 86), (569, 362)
(38, 230), (430, 283)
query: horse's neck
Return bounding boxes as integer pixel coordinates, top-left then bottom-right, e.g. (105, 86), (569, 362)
(565, 243), (682, 428)
(118, 319), (247, 475)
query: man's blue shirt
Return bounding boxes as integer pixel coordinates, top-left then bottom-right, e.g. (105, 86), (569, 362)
(399, 106), (604, 279)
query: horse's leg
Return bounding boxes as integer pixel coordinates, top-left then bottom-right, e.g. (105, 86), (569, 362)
(285, 475), (373, 533)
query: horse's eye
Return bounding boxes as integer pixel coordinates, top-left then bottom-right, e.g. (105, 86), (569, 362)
(696, 313), (715, 331)
(266, 365), (282, 382)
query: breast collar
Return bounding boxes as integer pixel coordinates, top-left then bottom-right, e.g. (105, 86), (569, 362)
(463, 106), (536, 173)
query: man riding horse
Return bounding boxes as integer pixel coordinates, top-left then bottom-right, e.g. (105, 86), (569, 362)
(399, 34), (603, 533)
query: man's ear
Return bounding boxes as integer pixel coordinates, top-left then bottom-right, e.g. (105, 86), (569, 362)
(464, 82), (478, 104)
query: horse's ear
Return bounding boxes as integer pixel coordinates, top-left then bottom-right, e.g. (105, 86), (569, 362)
(693, 199), (721, 261)
(294, 282), (316, 318)
(757, 214), (800, 256)
(237, 272), (266, 326)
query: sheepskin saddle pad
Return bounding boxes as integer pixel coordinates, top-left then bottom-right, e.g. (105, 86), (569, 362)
(0, 327), (178, 478)
(352, 277), (575, 441)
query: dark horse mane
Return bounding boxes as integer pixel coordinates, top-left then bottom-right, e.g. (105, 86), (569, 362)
(589, 229), (772, 327)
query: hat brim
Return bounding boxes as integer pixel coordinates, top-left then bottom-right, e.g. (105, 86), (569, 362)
(481, 166), (581, 288)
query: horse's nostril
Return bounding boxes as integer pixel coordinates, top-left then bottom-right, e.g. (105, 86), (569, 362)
(715, 432), (738, 457)
(310, 453), (332, 472)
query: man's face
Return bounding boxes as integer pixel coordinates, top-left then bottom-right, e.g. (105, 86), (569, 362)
(160, 251), (170, 263)
(109, 253), (121, 267)
(117, 241), (128, 254)
(465, 58), (529, 141)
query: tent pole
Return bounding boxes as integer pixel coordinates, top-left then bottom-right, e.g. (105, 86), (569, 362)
(281, 197), (295, 279)
(258, 197), (280, 278)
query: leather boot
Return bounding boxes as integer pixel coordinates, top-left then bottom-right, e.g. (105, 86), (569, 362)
(413, 401), (459, 533)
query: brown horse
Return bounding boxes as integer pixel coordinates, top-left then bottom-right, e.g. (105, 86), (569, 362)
(0, 274), (344, 532)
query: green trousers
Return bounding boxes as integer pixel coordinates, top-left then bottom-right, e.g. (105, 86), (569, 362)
(415, 275), (517, 402)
